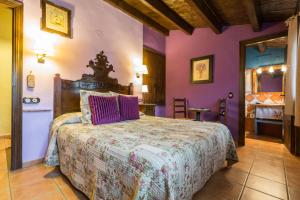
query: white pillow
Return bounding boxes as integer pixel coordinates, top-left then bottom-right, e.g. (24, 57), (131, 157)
(80, 90), (112, 124)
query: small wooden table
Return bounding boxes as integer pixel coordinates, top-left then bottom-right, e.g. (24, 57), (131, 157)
(139, 103), (156, 116)
(188, 108), (211, 121)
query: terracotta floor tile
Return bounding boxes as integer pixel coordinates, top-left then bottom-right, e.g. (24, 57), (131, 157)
(53, 173), (73, 188)
(9, 164), (50, 176)
(285, 166), (300, 177)
(232, 161), (253, 173)
(193, 178), (243, 200)
(59, 185), (89, 200)
(9, 165), (55, 188)
(241, 188), (281, 200)
(11, 179), (59, 200)
(237, 152), (256, 163)
(245, 175), (288, 200)
(0, 188), (11, 200)
(284, 158), (300, 169)
(211, 167), (248, 185)
(254, 158), (284, 168)
(31, 191), (65, 200)
(286, 171), (300, 188)
(255, 153), (284, 166)
(250, 162), (286, 184)
(288, 186), (300, 200)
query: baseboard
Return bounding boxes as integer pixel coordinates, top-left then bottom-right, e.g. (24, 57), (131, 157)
(0, 134), (11, 139)
(22, 158), (44, 168)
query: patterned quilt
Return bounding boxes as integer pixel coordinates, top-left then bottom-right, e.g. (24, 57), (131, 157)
(45, 113), (238, 200)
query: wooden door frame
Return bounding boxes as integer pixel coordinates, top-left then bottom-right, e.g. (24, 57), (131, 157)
(239, 31), (288, 146)
(0, 0), (23, 170)
(143, 45), (166, 106)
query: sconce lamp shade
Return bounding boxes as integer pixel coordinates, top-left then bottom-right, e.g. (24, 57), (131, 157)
(268, 66), (274, 73)
(256, 68), (262, 74)
(136, 64), (148, 75)
(142, 85), (149, 93)
(34, 47), (47, 63)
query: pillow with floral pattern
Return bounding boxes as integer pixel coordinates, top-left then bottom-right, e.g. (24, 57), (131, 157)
(80, 90), (112, 124)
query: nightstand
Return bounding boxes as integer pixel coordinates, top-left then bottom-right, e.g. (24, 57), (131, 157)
(139, 103), (156, 116)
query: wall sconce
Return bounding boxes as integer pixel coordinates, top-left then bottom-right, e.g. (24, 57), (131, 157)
(281, 65), (287, 72)
(142, 85), (149, 93)
(268, 66), (274, 73)
(256, 68), (262, 74)
(33, 34), (54, 64)
(135, 64), (148, 78)
(34, 48), (47, 63)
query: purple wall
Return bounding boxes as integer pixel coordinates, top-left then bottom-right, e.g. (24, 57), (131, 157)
(143, 25), (166, 116)
(166, 23), (287, 140)
(143, 25), (166, 54)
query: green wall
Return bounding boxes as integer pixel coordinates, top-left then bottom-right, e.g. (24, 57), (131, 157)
(0, 7), (12, 135)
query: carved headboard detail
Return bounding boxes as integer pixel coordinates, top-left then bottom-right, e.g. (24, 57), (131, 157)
(54, 51), (134, 118)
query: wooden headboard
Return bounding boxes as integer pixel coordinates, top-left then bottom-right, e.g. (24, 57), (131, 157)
(53, 51), (134, 118)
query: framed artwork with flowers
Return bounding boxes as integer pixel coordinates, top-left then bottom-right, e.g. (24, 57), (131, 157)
(190, 55), (214, 84)
(41, 0), (72, 38)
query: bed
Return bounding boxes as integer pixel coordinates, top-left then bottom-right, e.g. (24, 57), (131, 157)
(45, 51), (238, 200)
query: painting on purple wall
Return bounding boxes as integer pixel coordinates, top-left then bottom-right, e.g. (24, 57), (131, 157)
(191, 55), (214, 84)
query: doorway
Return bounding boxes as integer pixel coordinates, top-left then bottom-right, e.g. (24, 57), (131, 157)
(239, 31), (288, 146)
(142, 46), (166, 116)
(0, 5), (13, 169)
(0, 0), (23, 170)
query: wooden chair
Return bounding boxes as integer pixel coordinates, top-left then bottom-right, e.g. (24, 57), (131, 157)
(173, 98), (188, 118)
(218, 98), (227, 124)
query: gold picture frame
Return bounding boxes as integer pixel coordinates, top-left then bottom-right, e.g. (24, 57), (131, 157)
(41, 0), (71, 38)
(191, 55), (214, 84)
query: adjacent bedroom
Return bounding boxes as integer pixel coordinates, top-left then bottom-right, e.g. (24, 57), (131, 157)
(0, 0), (300, 200)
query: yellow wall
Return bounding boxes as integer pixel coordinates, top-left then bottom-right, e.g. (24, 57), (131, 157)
(0, 7), (12, 135)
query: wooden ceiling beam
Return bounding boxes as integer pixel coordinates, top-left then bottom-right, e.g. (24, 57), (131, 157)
(142, 0), (194, 35)
(103, 0), (169, 36)
(242, 0), (262, 32)
(185, 0), (223, 34)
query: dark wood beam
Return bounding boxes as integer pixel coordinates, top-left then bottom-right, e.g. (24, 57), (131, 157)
(142, 0), (194, 35)
(185, 0), (223, 34)
(242, 0), (262, 32)
(103, 0), (169, 35)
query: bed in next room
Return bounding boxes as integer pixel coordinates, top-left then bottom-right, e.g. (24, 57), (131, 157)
(45, 51), (238, 200)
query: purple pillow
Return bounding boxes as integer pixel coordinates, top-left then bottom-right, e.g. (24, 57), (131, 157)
(118, 95), (140, 121)
(88, 95), (120, 125)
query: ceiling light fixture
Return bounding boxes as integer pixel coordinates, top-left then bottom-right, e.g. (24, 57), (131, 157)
(256, 68), (262, 74)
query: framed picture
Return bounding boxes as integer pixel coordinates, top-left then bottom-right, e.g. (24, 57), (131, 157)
(190, 55), (214, 84)
(41, 0), (71, 38)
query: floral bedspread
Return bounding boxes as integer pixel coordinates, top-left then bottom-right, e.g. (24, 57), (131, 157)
(45, 113), (238, 200)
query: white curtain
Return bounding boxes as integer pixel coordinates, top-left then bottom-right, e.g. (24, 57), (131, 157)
(285, 15), (300, 126)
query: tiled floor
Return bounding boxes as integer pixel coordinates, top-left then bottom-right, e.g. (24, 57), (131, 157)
(0, 138), (299, 200)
